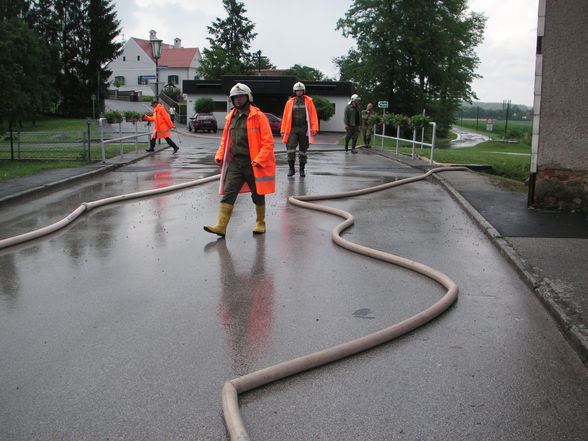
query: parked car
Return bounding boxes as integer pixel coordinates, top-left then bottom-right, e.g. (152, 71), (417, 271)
(264, 112), (282, 135)
(188, 113), (218, 133)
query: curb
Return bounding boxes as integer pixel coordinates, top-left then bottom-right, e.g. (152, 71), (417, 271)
(371, 148), (588, 366)
(0, 148), (165, 206)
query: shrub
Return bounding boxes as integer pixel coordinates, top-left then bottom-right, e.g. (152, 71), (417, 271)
(194, 97), (214, 113)
(311, 96), (336, 121)
(384, 114), (408, 128)
(408, 114), (431, 128)
(163, 85), (181, 101)
(103, 110), (123, 123)
(124, 110), (142, 122)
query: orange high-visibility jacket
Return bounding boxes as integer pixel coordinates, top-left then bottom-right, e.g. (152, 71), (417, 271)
(280, 95), (319, 144)
(144, 104), (173, 139)
(215, 105), (276, 195)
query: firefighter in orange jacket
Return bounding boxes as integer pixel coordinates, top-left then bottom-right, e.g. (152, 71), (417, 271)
(280, 82), (319, 177)
(143, 101), (179, 154)
(204, 83), (276, 237)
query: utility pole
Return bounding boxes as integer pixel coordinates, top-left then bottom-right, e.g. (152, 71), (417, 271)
(503, 99), (511, 139)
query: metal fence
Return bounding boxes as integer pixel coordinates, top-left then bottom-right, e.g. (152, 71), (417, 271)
(0, 121), (150, 162)
(374, 122), (438, 164)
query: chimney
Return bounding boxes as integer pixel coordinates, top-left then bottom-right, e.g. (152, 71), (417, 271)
(149, 30), (157, 40)
(174, 37), (182, 48)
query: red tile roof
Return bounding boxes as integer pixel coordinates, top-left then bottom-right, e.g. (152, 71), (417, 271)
(133, 38), (200, 67)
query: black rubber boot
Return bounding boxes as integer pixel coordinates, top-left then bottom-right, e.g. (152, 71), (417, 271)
(287, 160), (295, 176)
(299, 163), (306, 177)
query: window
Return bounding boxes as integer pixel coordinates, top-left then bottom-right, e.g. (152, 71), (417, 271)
(114, 76), (125, 86)
(213, 101), (227, 112)
(168, 75), (179, 85)
(137, 55), (140, 61)
(123, 56), (126, 62)
(138, 76), (149, 85)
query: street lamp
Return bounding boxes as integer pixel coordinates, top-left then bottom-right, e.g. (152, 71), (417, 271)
(150, 38), (163, 100)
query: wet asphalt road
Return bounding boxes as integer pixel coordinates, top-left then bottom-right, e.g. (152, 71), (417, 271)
(449, 127), (491, 148)
(0, 135), (587, 441)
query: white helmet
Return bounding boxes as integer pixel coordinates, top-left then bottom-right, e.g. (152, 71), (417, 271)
(350, 94), (360, 102)
(293, 82), (305, 92)
(229, 83), (253, 102)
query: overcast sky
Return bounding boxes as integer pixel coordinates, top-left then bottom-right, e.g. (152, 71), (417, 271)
(114, 0), (539, 106)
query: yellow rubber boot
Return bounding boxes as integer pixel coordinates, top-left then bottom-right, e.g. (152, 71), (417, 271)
(252, 204), (265, 234)
(204, 203), (233, 237)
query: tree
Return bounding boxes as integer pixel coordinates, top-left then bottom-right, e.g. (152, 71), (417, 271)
(311, 96), (336, 122)
(0, 0), (30, 20)
(284, 64), (326, 81)
(84, 0), (123, 116)
(0, 18), (57, 125)
(197, 0), (259, 79)
(252, 50), (276, 73)
(28, 0), (121, 117)
(336, 0), (485, 136)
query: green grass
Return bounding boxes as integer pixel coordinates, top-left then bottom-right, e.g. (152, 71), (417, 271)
(378, 138), (531, 182)
(0, 116), (149, 181)
(1, 116), (101, 136)
(0, 160), (85, 180)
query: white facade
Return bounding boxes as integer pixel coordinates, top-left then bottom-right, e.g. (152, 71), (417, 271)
(185, 93), (231, 128)
(107, 35), (201, 96)
(320, 96), (349, 132)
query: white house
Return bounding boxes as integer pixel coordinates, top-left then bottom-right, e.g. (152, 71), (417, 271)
(106, 30), (202, 96)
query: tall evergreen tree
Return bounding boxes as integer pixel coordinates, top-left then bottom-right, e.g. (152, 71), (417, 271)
(0, 0), (30, 20)
(28, 0), (121, 117)
(336, 0), (485, 135)
(197, 0), (259, 79)
(83, 0), (122, 116)
(0, 18), (56, 124)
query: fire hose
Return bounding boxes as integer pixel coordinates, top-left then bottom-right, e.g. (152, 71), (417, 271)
(0, 160), (469, 441)
(221, 165), (469, 440)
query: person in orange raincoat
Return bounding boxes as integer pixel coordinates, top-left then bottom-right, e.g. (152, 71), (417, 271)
(204, 83), (276, 237)
(280, 82), (319, 177)
(143, 101), (179, 154)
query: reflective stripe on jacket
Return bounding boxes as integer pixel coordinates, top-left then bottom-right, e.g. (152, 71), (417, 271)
(143, 104), (174, 139)
(215, 105), (276, 195)
(280, 95), (319, 144)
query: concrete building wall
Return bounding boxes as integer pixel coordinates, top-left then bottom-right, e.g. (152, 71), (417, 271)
(185, 93), (229, 128)
(532, 0), (588, 211)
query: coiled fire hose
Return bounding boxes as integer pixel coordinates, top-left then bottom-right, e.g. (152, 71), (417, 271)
(0, 159), (468, 441)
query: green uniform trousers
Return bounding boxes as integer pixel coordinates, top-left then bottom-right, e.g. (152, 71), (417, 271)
(221, 155), (265, 206)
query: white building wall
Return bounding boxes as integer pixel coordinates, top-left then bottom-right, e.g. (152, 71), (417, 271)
(107, 39), (155, 95)
(319, 96), (348, 132)
(185, 93), (230, 128)
(107, 40), (202, 96)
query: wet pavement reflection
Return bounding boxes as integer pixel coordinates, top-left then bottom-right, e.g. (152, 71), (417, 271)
(0, 136), (587, 441)
(207, 239), (274, 375)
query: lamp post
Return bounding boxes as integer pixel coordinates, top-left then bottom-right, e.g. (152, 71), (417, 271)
(150, 38), (162, 100)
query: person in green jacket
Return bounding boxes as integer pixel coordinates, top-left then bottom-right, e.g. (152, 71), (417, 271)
(344, 94), (361, 154)
(361, 102), (375, 148)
